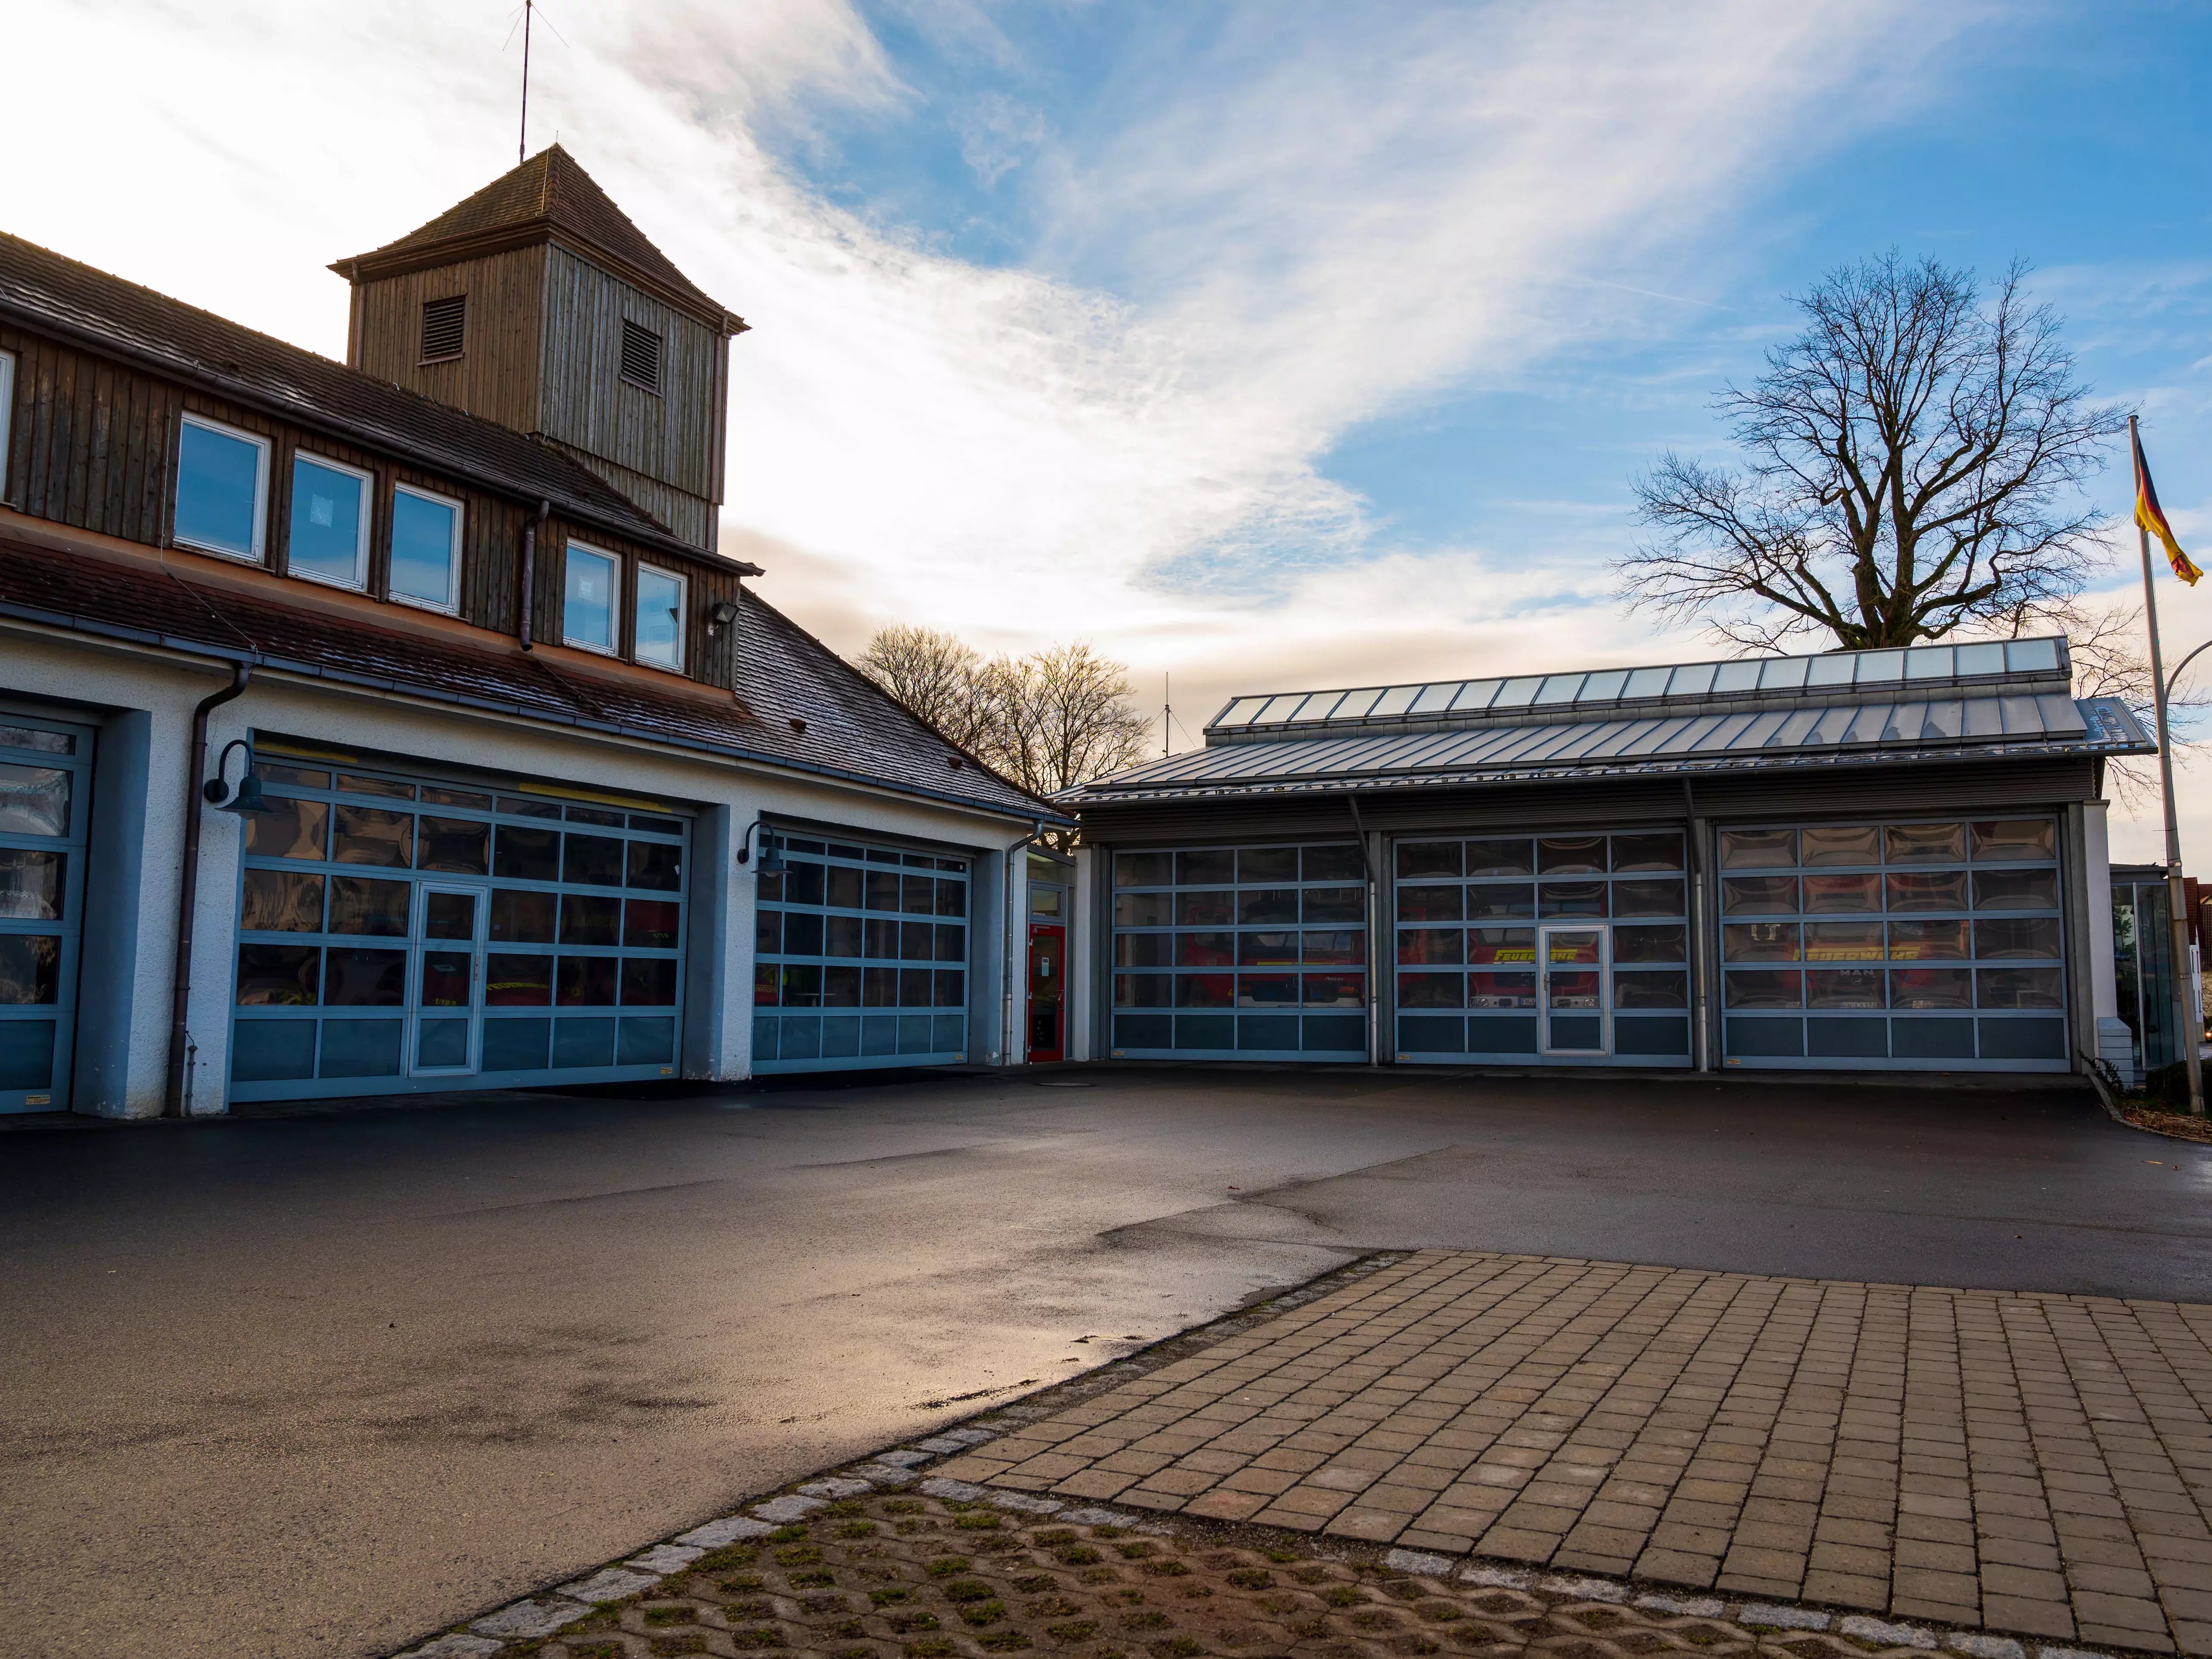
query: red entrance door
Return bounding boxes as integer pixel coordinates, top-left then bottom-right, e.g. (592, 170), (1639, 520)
(1028, 923), (1065, 1062)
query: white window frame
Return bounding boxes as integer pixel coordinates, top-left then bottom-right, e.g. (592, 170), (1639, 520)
(562, 540), (621, 656)
(285, 450), (375, 592)
(633, 562), (687, 672)
(387, 482), (464, 615)
(0, 349), (14, 500)
(174, 413), (272, 563)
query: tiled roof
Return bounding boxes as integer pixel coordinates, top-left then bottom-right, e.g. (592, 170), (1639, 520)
(0, 534), (1061, 823)
(333, 146), (740, 329)
(0, 231), (748, 572)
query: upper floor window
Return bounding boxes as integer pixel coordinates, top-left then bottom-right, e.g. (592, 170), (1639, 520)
(390, 485), (463, 613)
(420, 295), (466, 364)
(174, 414), (270, 562)
(635, 565), (686, 671)
(287, 453), (372, 590)
(563, 542), (618, 654)
(0, 349), (14, 499)
(619, 320), (662, 394)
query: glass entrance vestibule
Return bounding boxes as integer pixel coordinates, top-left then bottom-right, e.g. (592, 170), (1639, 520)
(229, 756), (689, 1101)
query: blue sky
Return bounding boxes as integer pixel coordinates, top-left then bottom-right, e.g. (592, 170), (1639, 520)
(12, 0), (2212, 852)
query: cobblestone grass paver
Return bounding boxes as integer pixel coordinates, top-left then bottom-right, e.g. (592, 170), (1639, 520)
(402, 1484), (2080, 1659)
(924, 1253), (2212, 1655)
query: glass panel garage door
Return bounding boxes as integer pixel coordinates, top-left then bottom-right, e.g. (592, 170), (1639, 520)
(1719, 817), (2065, 1069)
(0, 716), (90, 1112)
(230, 762), (687, 1100)
(752, 836), (970, 1071)
(1394, 831), (1689, 1064)
(1109, 843), (1368, 1060)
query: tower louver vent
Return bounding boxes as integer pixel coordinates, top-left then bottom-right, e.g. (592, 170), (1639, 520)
(419, 294), (466, 362)
(620, 318), (662, 393)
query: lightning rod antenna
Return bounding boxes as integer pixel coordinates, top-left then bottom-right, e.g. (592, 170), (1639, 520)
(519, 0), (533, 165)
(1163, 674), (1172, 757)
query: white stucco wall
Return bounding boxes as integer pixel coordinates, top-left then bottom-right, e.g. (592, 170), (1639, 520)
(0, 625), (1060, 1115)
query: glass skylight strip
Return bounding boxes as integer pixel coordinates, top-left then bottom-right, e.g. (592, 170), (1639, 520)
(1370, 683), (1423, 718)
(1408, 681), (1462, 715)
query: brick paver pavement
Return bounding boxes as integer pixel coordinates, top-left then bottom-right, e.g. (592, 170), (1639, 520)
(930, 1252), (2212, 1655)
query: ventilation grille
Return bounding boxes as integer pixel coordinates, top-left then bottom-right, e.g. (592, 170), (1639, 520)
(620, 319), (663, 392)
(420, 294), (466, 363)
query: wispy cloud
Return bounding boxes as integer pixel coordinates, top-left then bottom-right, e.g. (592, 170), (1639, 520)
(13, 0), (1985, 721)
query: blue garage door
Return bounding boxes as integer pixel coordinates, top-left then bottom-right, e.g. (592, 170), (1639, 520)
(751, 835), (971, 1071)
(1392, 830), (1691, 1066)
(0, 714), (90, 1112)
(1109, 842), (1369, 1061)
(229, 758), (687, 1101)
(1719, 816), (2066, 1070)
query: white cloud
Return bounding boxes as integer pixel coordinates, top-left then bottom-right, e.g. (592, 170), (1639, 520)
(10, 0), (1978, 733)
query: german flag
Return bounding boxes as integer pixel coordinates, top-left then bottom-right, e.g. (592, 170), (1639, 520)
(2135, 426), (2201, 585)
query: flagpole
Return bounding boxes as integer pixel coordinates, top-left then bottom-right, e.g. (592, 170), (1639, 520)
(2133, 413), (2205, 1115)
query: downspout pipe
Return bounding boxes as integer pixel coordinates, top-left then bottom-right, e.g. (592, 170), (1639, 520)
(165, 663), (252, 1117)
(1683, 778), (1713, 1072)
(1347, 792), (1378, 1067)
(1001, 820), (1045, 1066)
(518, 498), (549, 650)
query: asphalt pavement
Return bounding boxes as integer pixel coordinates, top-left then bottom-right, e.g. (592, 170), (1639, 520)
(4, 1066), (2208, 1659)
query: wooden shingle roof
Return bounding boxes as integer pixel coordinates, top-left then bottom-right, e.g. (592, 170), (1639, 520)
(330, 146), (744, 334)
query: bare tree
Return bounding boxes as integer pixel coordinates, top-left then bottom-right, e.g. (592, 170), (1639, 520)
(853, 629), (1152, 829)
(973, 643), (1154, 802)
(854, 624), (991, 751)
(1620, 252), (2128, 652)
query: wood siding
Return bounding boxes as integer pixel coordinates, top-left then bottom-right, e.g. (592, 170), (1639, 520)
(544, 440), (715, 551)
(0, 322), (743, 691)
(349, 245), (547, 436)
(538, 245), (723, 506)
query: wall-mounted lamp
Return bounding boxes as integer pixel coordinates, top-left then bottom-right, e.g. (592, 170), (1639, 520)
(706, 599), (740, 637)
(736, 817), (785, 875)
(201, 739), (272, 814)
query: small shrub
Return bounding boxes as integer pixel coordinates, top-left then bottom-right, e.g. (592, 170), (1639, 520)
(836, 1520), (878, 1538)
(790, 1569), (836, 1588)
(696, 1546), (760, 1572)
(1115, 1542), (1157, 1560)
(1047, 1621), (1101, 1640)
(1324, 1586), (1361, 1607)
(769, 1525), (811, 1544)
(957, 1512), (1003, 1531)
(1055, 1545), (1102, 1566)
(727, 1597), (775, 1618)
(871, 1587), (912, 1606)
(979, 1630), (1033, 1650)
(644, 1606), (694, 1627)
(961, 1600), (1010, 1627)
(1035, 1529), (1075, 1546)
(888, 1611), (941, 1633)
(905, 1639), (957, 1659)
(729, 1628), (783, 1650)
(652, 1638), (707, 1657)
(927, 1556), (974, 1578)
(1012, 1575), (1057, 1594)
(883, 1498), (925, 1515)
(944, 1578), (996, 1603)
(1141, 1560), (1189, 1578)
(1151, 1640), (1203, 1658)
(1226, 1569), (1272, 1590)
(1092, 1525), (1129, 1538)
(1263, 1550), (1299, 1563)
(824, 1499), (866, 1517)
(776, 1544), (824, 1566)
(1121, 1610), (1171, 1630)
